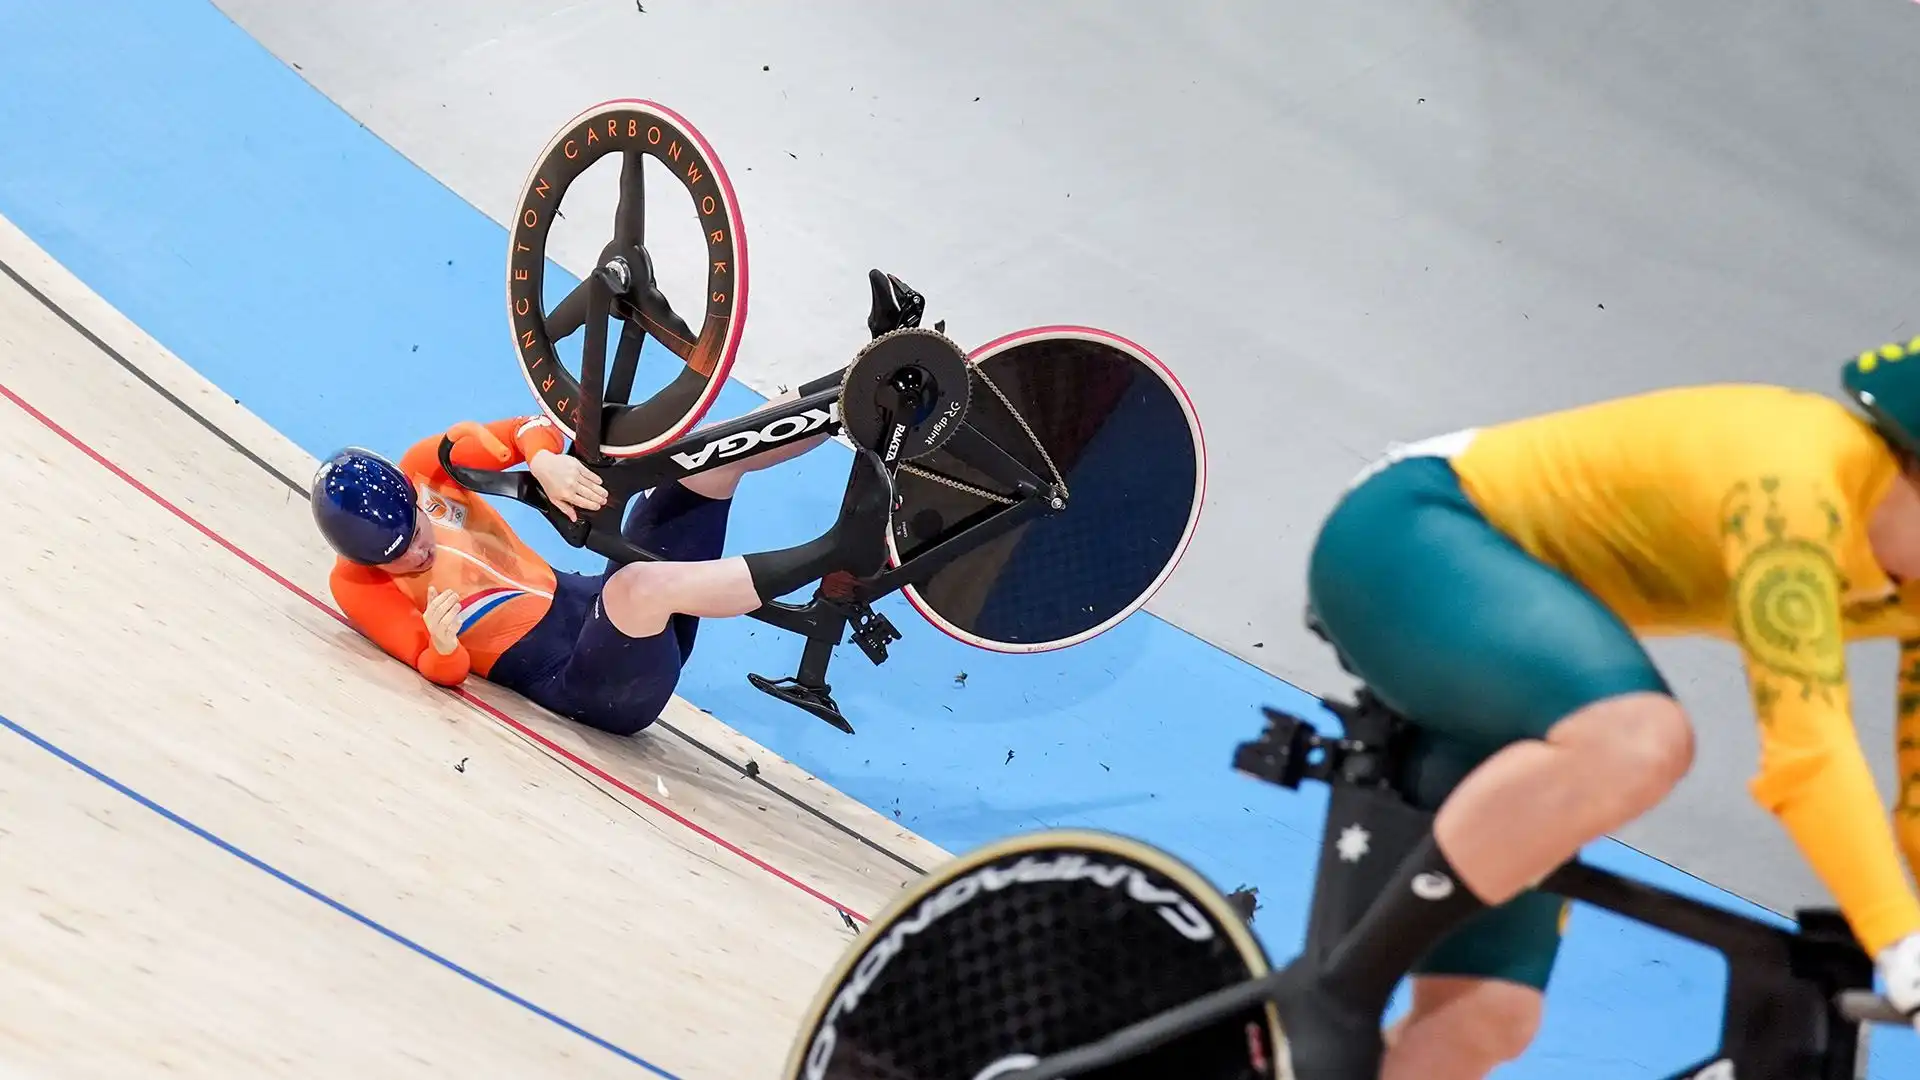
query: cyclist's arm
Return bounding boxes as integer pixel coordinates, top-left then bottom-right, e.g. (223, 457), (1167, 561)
(1891, 639), (1920, 887)
(328, 562), (471, 686)
(396, 416), (567, 484)
(1731, 537), (1920, 955)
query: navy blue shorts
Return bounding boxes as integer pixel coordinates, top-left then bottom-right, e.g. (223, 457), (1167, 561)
(488, 482), (732, 735)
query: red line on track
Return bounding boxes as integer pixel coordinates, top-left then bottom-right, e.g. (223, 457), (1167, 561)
(0, 378), (870, 924)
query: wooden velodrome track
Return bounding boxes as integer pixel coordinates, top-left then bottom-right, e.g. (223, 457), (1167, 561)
(0, 211), (949, 1078)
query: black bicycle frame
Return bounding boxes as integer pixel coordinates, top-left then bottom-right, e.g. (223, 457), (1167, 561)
(437, 270), (1058, 731)
(1002, 697), (1908, 1080)
(439, 374), (1052, 613)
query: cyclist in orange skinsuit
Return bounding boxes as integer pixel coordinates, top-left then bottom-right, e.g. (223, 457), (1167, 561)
(312, 393), (855, 735)
(326, 415), (565, 687)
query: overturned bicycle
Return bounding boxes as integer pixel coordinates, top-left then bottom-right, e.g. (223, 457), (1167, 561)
(440, 99), (1207, 733)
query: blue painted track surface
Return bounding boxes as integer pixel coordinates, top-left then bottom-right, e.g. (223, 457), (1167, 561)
(0, 1), (1910, 1074)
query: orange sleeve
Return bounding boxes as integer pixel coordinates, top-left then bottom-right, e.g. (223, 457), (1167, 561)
(510, 415), (567, 461)
(328, 562), (472, 686)
(397, 416), (566, 484)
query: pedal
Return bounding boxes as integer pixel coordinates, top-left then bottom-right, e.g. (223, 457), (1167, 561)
(848, 607), (903, 665)
(747, 673), (855, 734)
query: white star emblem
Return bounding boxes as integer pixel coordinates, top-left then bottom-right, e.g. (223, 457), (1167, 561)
(1336, 824), (1371, 863)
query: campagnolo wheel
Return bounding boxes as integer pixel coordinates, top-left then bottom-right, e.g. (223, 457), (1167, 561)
(888, 327), (1207, 652)
(781, 829), (1280, 1080)
(506, 99), (747, 458)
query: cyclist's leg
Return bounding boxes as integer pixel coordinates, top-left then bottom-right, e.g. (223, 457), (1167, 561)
(597, 392), (852, 640)
(512, 496), (735, 735)
(679, 387), (832, 501)
(598, 481), (759, 640)
(548, 600), (686, 735)
(1384, 974), (1552, 1080)
(609, 481), (735, 659)
(1377, 730), (1568, 1079)
(1297, 454), (1689, 1072)
(505, 484), (739, 736)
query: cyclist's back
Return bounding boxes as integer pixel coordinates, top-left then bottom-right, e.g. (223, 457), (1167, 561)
(1452, 383), (1904, 637)
(1277, 371), (1920, 1080)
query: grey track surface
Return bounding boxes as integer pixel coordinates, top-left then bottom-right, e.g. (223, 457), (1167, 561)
(215, 0), (1920, 913)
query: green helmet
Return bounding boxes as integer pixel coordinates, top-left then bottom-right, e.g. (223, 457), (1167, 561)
(1842, 336), (1920, 458)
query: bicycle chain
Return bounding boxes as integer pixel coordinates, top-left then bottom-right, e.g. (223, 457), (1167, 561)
(974, 364), (1067, 497)
(897, 461), (1018, 505)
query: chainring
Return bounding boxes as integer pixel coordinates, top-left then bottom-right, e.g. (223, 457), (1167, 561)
(838, 327), (973, 461)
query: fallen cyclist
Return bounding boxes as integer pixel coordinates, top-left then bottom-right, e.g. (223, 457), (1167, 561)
(1271, 340), (1920, 1079)
(308, 395), (886, 735)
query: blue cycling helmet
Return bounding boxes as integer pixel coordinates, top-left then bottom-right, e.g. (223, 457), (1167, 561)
(1842, 335), (1920, 459)
(311, 448), (418, 565)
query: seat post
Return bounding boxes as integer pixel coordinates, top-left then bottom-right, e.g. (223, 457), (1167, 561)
(1297, 688), (1431, 964)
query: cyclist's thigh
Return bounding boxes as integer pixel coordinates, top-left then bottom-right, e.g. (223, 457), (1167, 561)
(1307, 454), (1653, 990)
(604, 481), (735, 660)
(1414, 893), (1569, 990)
(548, 590), (684, 736)
(608, 481), (734, 568)
(1306, 455), (1669, 747)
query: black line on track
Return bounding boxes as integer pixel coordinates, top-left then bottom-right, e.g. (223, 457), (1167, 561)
(0, 257), (308, 494)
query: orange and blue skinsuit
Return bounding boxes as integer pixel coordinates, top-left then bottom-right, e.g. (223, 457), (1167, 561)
(327, 415), (733, 734)
(327, 416), (565, 686)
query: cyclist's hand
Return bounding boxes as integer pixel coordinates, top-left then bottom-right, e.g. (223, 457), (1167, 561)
(1877, 931), (1920, 1032)
(423, 586), (462, 656)
(528, 449), (608, 522)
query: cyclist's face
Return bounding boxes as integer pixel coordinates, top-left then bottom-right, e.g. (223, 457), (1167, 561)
(381, 515), (436, 575)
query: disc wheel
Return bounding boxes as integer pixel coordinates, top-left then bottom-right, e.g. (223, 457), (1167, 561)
(888, 327), (1207, 653)
(506, 99), (747, 459)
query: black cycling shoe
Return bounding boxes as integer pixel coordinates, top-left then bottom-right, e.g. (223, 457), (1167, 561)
(1270, 958), (1387, 1080)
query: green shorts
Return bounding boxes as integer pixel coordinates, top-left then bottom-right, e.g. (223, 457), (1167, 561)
(1306, 453), (1672, 990)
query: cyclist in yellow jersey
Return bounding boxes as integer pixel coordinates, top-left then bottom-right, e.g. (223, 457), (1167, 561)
(1265, 340), (1920, 1080)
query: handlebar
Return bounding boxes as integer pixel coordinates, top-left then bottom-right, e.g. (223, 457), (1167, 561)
(436, 436), (591, 547)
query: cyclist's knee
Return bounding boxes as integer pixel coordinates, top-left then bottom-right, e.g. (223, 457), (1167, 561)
(1388, 977), (1542, 1077)
(1552, 692), (1694, 807)
(602, 561), (679, 639)
(1443, 990), (1540, 1071)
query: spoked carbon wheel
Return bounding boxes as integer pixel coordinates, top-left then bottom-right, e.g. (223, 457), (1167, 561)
(782, 830), (1282, 1080)
(506, 100), (747, 459)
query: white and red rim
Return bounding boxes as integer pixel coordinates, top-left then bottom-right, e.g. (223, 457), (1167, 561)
(889, 325), (1208, 654)
(506, 98), (748, 459)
